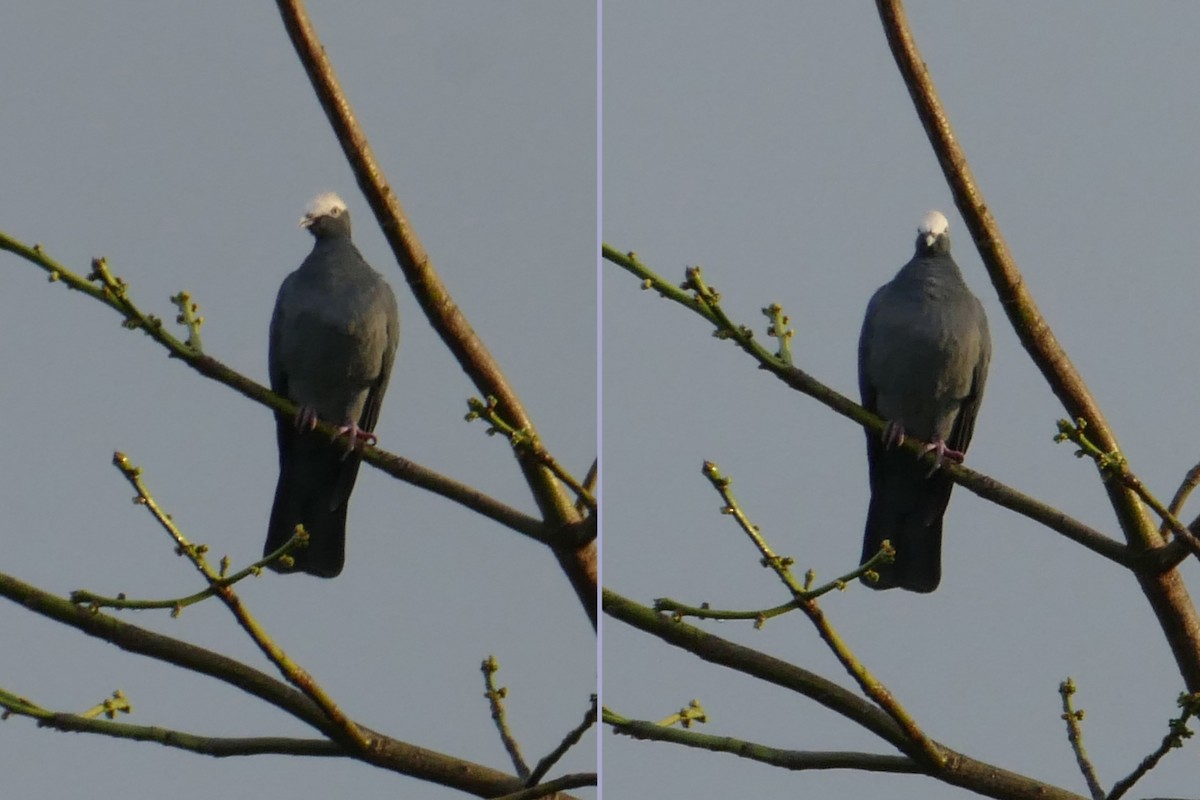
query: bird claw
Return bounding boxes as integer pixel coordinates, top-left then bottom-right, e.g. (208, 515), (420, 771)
(294, 405), (320, 432)
(921, 438), (965, 477)
(332, 422), (377, 459)
(881, 421), (906, 449)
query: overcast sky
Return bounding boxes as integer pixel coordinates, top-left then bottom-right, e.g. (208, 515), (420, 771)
(0, 3), (595, 799)
(604, 3), (1198, 799)
(5, 3), (1200, 800)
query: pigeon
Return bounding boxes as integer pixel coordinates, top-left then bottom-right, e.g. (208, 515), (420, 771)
(857, 210), (990, 592)
(265, 192), (400, 578)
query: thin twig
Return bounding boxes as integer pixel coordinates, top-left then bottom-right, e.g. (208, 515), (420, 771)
(70, 529), (308, 614)
(526, 694), (597, 786)
(110, 453), (371, 751)
(1164, 461), (1200, 534)
(697, 461), (944, 767)
(604, 707), (919, 773)
(1058, 679), (1105, 800)
(482, 656), (530, 780)
(1107, 691), (1200, 800)
(1056, 419), (1200, 561)
(467, 396), (596, 511)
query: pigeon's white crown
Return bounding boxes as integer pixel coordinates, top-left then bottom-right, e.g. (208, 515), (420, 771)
(300, 192), (347, 226)
(918, 210), (949, 238)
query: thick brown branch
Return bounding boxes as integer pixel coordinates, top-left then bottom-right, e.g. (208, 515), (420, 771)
(875, 0), (1200, 691)
(272, 0), (595, 625)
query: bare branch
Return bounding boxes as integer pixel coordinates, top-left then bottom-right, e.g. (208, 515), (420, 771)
(1058, 679), (1106, 800)
(0, 571), (580, 798)
(601, 247), (1132, 569)
(0, 230), (551, 547)
(1108, 691), (1200, 800)
(526, 695), (597, 786)
(271, 0), (595, 625)
(873, 0), (1200, 692)
(1165, 461), (1200, 532)
(482, 655), (531, 780)
(603, 590), (1090, 800)
(112, 452), (368, 749)
(605, 707), (919, 773)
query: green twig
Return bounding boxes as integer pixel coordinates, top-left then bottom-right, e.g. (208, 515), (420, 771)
(467, 396), (596, 511)
(108, 452), (371, 751)
(1107, 691), (1199, 800)
(697, 460), (944, 768)
(1056, 419), (1200, 560)
(70, 529), (308, 615)
(604, 704), (919, 773)
(654, 543), (894, 627)
(1058, 679), (1105, 800)
(170, 291), (205, 353)
(482, 655), (530, 780)
(1164, 460), (1200, 536)
(525, 694), (597, 786)
(762, 303), (794, 366)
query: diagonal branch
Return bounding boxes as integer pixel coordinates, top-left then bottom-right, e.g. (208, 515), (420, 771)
(603, 589), (1089, 800)
(874, 0), (1200, 691)
(0, 230), (550, 546)
(602, 247), (1132, 570)
(110, 453), (368, 750)
(272, 0), (595, 626)
(0, 571), (579, 799)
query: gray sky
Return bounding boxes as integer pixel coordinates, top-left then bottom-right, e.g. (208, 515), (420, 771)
(6, 3), (1200, 799)
(604, 2), (1198, 799)
(0, 3), (595, 799)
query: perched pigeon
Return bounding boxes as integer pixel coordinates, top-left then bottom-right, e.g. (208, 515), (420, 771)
(265, 192), (400, 577)
(858, 211), (990, 592)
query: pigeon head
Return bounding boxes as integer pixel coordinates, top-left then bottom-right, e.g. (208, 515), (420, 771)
(300, 192), (352, 239)
(915, 210), (950, 256)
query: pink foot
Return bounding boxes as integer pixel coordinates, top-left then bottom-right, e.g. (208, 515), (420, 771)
(332, 421), (377, 458)
(921, 437), (965, 476)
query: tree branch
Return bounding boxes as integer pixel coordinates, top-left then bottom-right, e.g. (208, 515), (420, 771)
(605, 708), (919, 773)
(874, 0), (1200, 691)
(271, 0), (595, 626)
(0, 230), (552, 547)
(0, 572), (579, 799)
(601, 247), (1133, 570)
(603, 589), (1089, 800)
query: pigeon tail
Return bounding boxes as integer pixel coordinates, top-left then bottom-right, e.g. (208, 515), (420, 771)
(859, 453), (952, 593)
(265, 435), (363, 578)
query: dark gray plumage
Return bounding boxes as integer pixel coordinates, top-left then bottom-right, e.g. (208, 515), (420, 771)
(858, 211), (990, 592)
(265, 192), (400, 578)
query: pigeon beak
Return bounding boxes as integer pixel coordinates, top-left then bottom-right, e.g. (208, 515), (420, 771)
(299, 213), (316, 229)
